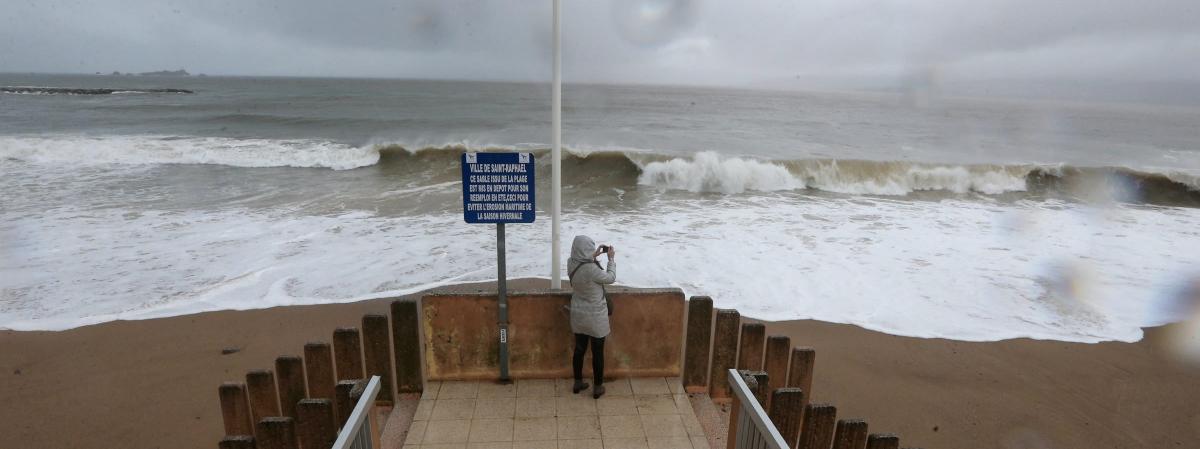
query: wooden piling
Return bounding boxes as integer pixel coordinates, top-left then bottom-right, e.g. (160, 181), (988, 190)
(334, 380), (358, 427)
(708, 309), (740, 400)
(763, 335), (791, 400)
(787, 347), (816, 406)
(737, 323), (766, 371)
(361, 314), (394, 405)
(219, 382), (254, 436)
(218, 435), (255, 449)
(303, 342), (334, 401)
(767, 388), (805, 448)
(683, 296), (714, 393)
(295, 399), (336, 449)
(390, 299), (423, 394)
(865, 433), (900, 449)
(749, 371), (770, 408)
(246, 370), (280, 427)
(797, 403), (837, 449)
(275, 356), (306, 419)
(256, 417), (297, 449)
(333, 327), (363, 382)
(832, 419), (869, 449)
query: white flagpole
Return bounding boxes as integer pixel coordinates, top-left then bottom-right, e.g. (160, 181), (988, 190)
(550, 0), (563, 289)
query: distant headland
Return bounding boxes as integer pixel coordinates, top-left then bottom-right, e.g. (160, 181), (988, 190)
(101, 69), (205, 77)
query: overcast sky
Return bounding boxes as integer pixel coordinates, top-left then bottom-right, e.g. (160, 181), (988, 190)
(3, 0), (1198, 89)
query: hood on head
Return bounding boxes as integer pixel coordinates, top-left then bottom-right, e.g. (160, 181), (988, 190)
(571, 235), (596, 262)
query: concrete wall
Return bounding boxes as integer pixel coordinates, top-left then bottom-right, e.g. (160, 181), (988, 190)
(421, 288), (685, 381)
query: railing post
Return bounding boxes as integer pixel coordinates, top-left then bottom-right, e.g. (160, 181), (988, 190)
(797, 403), (837, 449)
(709, 309), (740, 400)
(832, 419), (869, 449)
(865, 433), (900, 449)
(296, 399), (336, 449)
(737, 323), (766, 371)
(218, 435), (256, 449)
(246, 370), (280, 429)
(219, 382), (254, 436)
(275, 356), (307, 419)
(303, 342), (334, 400)
(768, 388), (804, 448)
(725, 392), (742, 449)
(683, 296), (714, 393)
(333, 327), (364, 382)
(256, 417), (298, 449)
(390, 299), (423, 394)
(763, 336), (791, 404)
(362, 314), (395, 405)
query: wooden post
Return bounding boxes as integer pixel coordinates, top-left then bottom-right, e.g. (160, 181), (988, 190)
(797, 403), (837, 449)
(865, 433), (900, 449)
(295, 399), (336, 449)
(361, 314), (395, 405)
(832, 419), (869, 449)
(763, 335), (791, 403)
(303, 342), (334, 400)
(708, 309), (740, 400)
(256, 417), (298, 449)
(787, 347), (816, 405)
(219, 382), (254, 436)
(275, 356), (307, 419)
(749, 371), (770, 408)
(391, 299), (423, 394)
(218, 435), (256, 449)
(334, 380), (358, 427)
(767, 388), (804, 449)
(725, 394), (741, 449)
(246, 370), (280, 427)
(333, 327), (363, 382)
(737, 323), (766, 371)
(683, 296), (714, 393)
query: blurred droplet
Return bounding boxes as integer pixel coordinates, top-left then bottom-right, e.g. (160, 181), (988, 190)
(1160, 276), (1200, 365)
(611, 0), (700, 47)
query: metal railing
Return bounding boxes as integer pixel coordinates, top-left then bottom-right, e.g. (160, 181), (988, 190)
(332, 375), (382, 449)
(727, 369), (790, 449)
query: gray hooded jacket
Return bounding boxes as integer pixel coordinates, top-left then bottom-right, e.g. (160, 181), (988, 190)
(568, 235), (615, 338)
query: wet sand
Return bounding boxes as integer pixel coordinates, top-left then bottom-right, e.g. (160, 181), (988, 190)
(1, 279), (1197, 448)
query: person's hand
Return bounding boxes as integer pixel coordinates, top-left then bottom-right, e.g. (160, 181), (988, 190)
(606, 245), (616, 259)
(592, 247), (605, 259)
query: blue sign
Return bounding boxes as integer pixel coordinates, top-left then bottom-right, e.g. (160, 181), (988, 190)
(462, 152), (536, 223)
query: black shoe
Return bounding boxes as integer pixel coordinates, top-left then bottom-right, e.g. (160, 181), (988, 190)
(592, 384), (605, 399)
(572, 380), (589, 394)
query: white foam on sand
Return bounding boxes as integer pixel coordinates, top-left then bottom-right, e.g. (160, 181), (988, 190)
(3, 191), (1199, 342)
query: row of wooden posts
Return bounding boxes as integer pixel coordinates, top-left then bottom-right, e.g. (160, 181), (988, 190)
(216, 299), (425, 449)
(681, 297), (920, 449)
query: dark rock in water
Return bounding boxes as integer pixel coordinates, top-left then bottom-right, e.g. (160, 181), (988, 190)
(111, 71), (122, 76)
(1, 86), (194, 95)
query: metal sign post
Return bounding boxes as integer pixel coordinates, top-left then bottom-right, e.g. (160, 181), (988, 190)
(462, 152), (535, 382)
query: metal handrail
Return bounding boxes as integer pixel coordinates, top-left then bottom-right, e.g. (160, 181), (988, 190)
(727, 369), (789, 449)
(332, 375), (382, 449)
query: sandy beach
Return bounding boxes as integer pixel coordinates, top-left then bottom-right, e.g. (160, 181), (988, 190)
(2, 279), (1197, 449)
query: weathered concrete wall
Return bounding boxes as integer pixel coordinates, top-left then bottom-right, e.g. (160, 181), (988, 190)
(422, 288), (685, 380)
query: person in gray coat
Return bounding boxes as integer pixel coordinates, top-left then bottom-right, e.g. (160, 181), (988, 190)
(567, 235), (616, 398)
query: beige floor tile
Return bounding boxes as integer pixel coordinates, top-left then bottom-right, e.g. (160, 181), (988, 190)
(440, 381), (481, 399)
(634, 396), (677, 415)
(645, 437), (692, 449)
(595, 396), (636, 416)
(517, 379), (556, 398)
(680, 411), (705, 437)
(423, 444), (468, 449)
(599, 415), (645, 439)
(424, 419), (472, 444)
(432, 398), (478, 420)
(513, 417), (558, 441)
(671, 395), (691, 415)
(468, 443), (513, 449)
(630, 378), (670, 396)
(515, 441), (557, 449)
(405, 420), (429, 445)
(557, 416), (602, 440)
(423, 381), (443, 400)
(478, 381), (517, 398)
(469, 418), (515, 442)
(602, 437), (649, 449)
(555, 378), (584, 397)
(557, 439), (603, 449)
(664, 378), (683, 395)
(515, 396), (557, 418)
(475, 396), (517, 418)
(414, 399), (436, 421)
(402, 444), (420, 449)
(639, 415), (686, 438)
(556, 395), (598, 416)
(689, 436), (710, 449)
(601, 379), (633, 396)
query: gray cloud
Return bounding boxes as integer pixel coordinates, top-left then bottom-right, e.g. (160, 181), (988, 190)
(2, 0), (1197, 91)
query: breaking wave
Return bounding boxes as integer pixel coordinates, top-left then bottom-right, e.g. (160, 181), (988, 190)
(2, 86), (194, 95)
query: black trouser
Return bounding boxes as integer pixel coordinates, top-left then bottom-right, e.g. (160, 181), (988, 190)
(572, 333), (605, 386)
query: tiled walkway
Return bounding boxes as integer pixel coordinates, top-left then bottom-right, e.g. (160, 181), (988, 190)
(403, 377), (710, 449)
